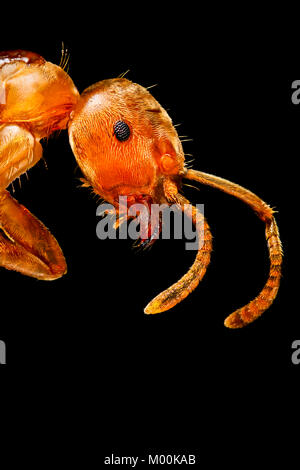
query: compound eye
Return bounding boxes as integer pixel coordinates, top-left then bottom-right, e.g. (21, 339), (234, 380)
(113, 121), (131, 142)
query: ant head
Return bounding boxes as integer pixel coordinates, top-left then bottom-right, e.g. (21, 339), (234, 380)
(68, 78), (185, 205)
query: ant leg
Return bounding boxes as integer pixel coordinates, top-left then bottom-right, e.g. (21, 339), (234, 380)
(0, 124), (42, 189)
(0, 125), (66, 279)
(0, 191), (67, 280)
(185, 169), (283, 328)
(144, 178), (213, 314)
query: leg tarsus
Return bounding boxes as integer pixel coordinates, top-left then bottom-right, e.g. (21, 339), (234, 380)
(0, 190), (66, 280)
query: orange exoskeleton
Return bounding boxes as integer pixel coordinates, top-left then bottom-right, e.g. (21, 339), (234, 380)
(69, 78), (283, 328)
(0, 48), (283, 328)
(0, 49), (79, 279)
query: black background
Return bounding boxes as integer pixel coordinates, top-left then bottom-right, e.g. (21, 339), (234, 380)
(1, 19), (299, 462)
